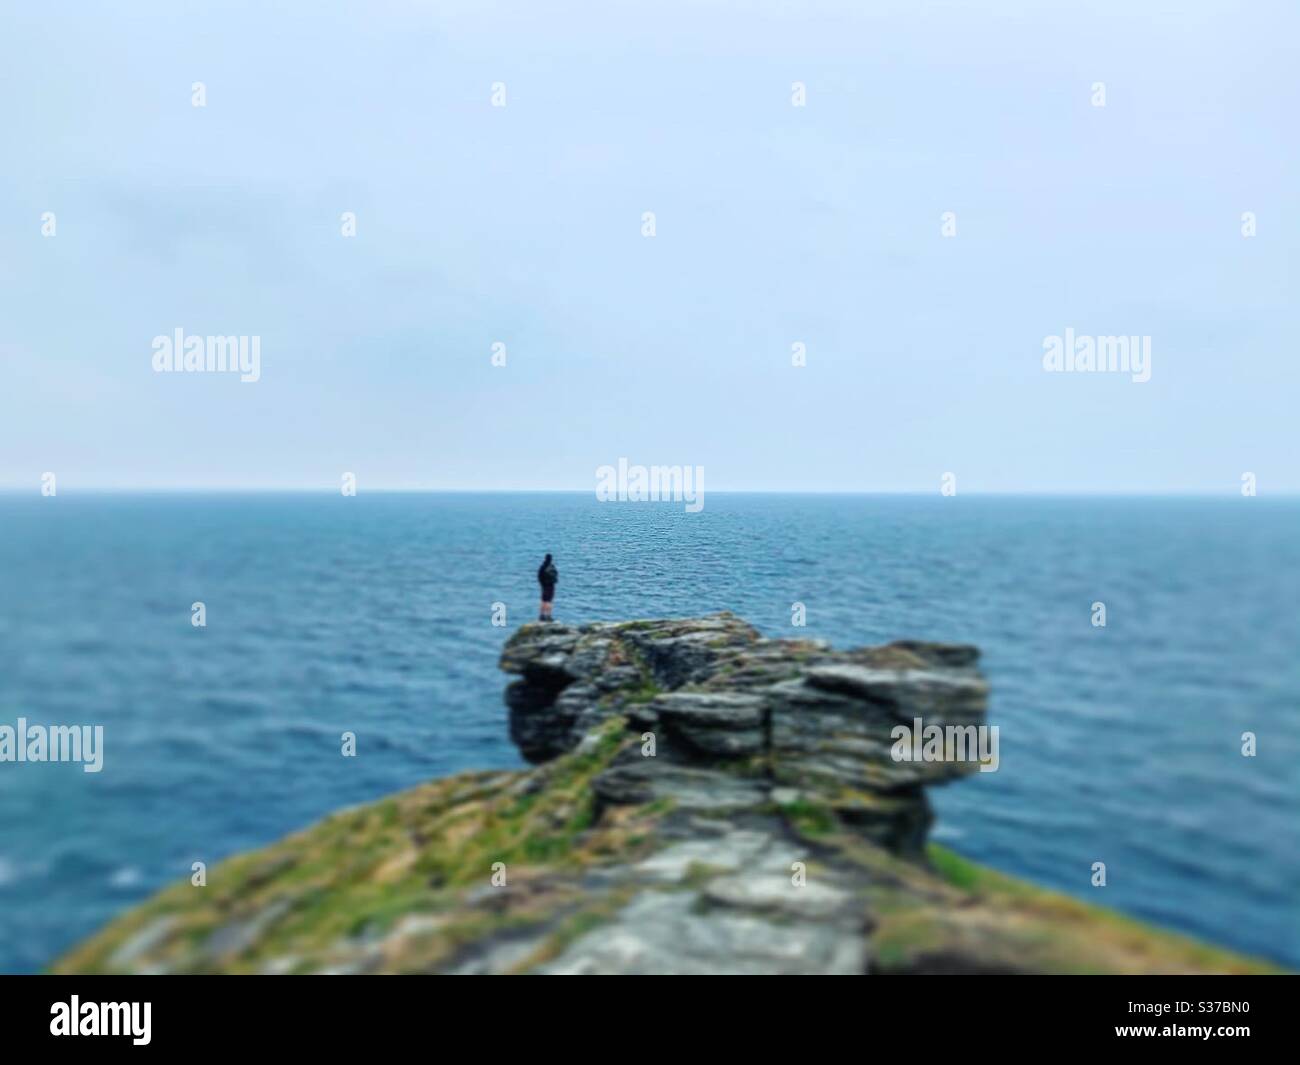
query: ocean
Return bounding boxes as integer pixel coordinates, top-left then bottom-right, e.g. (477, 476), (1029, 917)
(1, 492), (1296, 972)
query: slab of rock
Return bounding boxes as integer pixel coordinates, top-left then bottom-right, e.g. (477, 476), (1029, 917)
(499, 612), (991, 840)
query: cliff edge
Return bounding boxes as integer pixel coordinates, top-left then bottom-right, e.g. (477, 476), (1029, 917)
(55, 614), (1278, 974)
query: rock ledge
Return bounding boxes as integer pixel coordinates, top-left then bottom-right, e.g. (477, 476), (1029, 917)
(54, 614), (1280, 976)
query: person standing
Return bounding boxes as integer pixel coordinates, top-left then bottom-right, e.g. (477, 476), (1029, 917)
(537, 553), (558, 622)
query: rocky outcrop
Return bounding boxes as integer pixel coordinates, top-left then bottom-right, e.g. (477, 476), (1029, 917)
(54, 614), (1281, 976)
(502, 613), (988, 855)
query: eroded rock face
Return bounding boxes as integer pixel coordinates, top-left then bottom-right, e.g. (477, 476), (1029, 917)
(499, 612), (989, 855)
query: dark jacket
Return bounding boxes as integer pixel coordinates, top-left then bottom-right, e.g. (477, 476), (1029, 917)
(538, 560), (558, 588)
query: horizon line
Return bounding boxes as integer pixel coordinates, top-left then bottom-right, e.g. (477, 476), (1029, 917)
(1, 487), (1294, 498)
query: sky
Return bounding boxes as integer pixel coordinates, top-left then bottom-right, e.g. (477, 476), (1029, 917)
(1, 0), (1297, 492)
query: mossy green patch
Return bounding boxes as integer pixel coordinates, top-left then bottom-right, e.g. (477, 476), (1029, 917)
(779, 799), (838, 837)
(52, 719), (664, 975)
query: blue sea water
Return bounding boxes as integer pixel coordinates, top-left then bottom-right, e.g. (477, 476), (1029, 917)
(1, 492), (1297, 973)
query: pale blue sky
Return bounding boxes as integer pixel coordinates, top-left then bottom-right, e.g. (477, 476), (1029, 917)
(1, 0), (1296, 492)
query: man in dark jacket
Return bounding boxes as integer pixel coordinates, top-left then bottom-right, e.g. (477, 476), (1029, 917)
(537, 553), (558, 622)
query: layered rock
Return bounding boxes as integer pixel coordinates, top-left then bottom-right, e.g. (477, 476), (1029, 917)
(54, 615), (1281, 976)
(501, 613), (987, 853)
